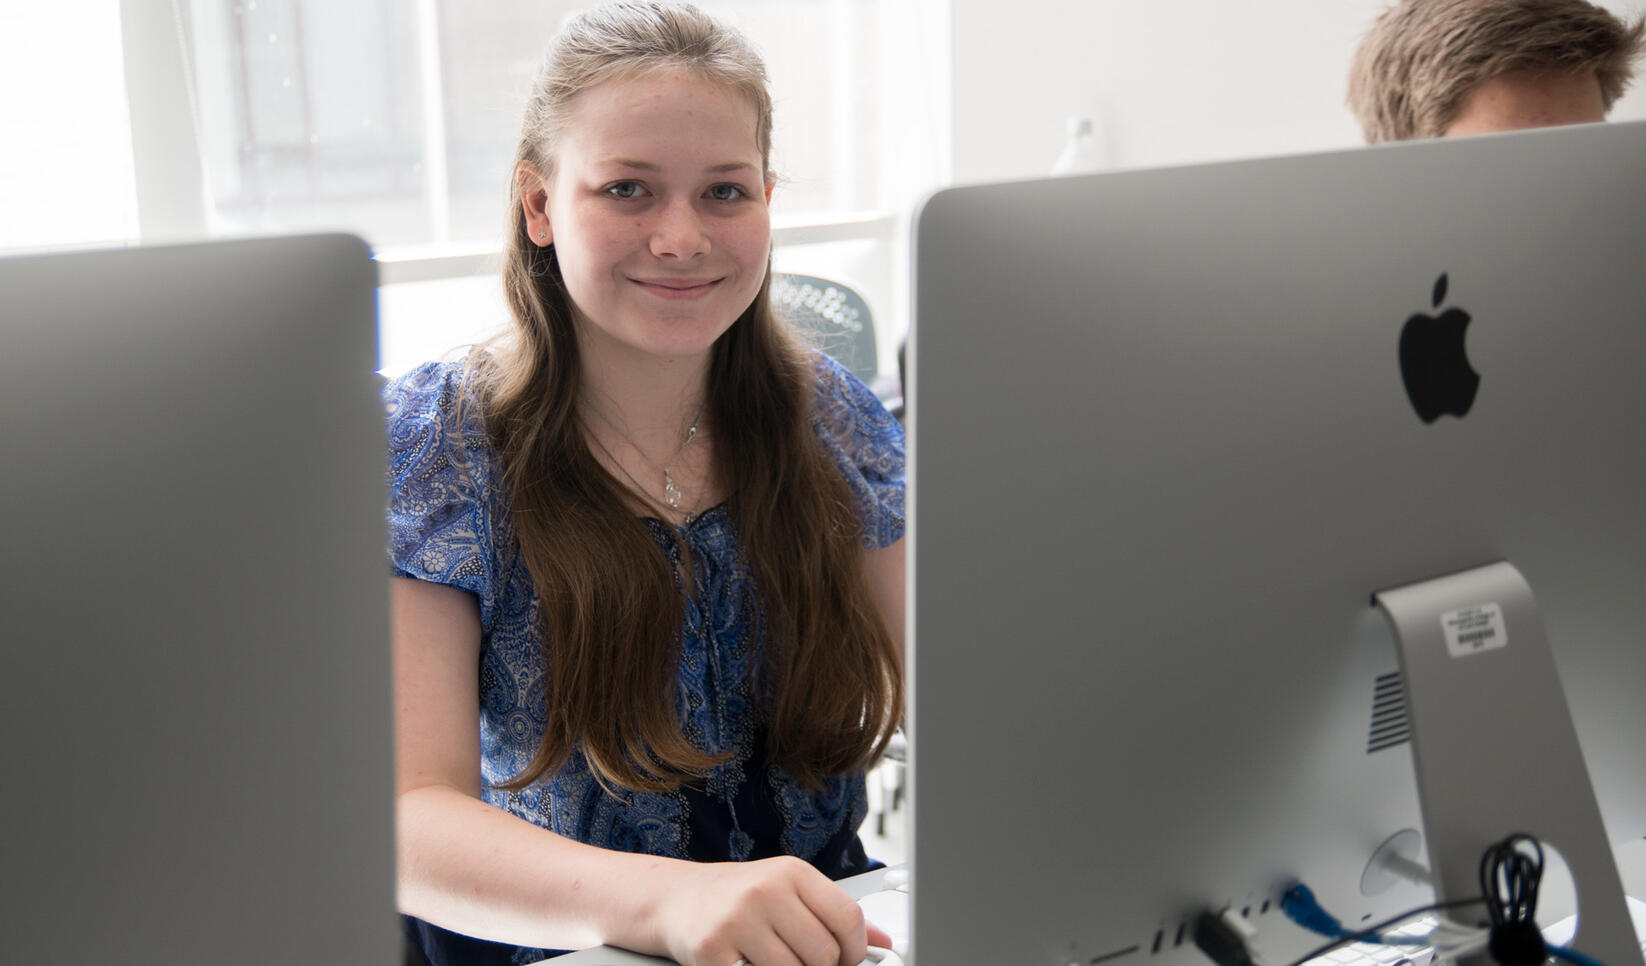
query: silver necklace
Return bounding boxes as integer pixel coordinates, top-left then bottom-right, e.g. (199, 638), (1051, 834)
(583, 401), (708, 522)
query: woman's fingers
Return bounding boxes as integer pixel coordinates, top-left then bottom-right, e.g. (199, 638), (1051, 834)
(663, 856), (874, 966)
(787, 861), (868, 964)
(770, 886), (851, 966)
(865, 921), (894, 952)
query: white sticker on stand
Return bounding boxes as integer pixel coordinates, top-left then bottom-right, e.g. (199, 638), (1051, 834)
(1440, 603), (1507, 658)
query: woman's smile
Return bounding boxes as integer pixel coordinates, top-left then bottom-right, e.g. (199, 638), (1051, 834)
(629, 274), (724, 299)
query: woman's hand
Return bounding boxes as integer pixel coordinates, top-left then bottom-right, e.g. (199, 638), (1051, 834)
(651, 855), (894, 966)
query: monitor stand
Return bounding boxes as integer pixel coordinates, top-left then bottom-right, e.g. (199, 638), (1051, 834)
(1374, 561), (1642, 966)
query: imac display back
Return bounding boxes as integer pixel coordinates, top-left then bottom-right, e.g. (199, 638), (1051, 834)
(908, 122), (1646, 966)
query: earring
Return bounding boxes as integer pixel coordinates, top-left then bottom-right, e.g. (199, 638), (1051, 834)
(536, 229), (547, 240)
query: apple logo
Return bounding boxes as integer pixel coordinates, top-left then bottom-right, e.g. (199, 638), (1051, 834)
(1398, 273), (1480, 423)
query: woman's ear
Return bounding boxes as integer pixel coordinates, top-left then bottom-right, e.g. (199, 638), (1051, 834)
(518, 162), (553, 246)
(764, 177), (776, 204)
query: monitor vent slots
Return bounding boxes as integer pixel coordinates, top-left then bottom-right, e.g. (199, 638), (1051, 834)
(1366, 672), (1411, 754)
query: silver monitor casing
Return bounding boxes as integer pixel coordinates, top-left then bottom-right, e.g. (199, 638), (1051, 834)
(908, 121), (1646, 966)
(0, 235), (396, 963)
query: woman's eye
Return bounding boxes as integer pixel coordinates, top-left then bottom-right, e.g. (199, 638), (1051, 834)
(707, 184), (747, 202)
(605, 181), (644, 200)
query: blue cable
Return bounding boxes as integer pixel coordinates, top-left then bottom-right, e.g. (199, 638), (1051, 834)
(1281, 883), (1431, 946)
(1286, 878), (1616, 966)
(1548, 944), (1610, 966)
(1281, 884), (1352, 940)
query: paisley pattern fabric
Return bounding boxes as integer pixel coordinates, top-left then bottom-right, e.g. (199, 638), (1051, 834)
(384, 351), (904, 965)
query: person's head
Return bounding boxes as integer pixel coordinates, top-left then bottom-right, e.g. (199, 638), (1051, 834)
(1347, 0), (1645, 142)
(475, 2), (901, 797)
(504, 0), (778, 377)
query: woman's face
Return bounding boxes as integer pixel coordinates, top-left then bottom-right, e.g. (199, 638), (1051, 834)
(527, 69), (773, 371)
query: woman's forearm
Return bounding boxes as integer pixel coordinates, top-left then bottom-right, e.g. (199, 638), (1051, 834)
(396, 783), (681, 953)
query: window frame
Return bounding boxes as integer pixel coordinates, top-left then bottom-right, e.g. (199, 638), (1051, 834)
(123, 1), (923, 257)
(118, 0), (948, 379)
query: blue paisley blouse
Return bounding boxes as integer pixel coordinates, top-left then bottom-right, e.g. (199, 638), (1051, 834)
(384, 351), (905, 965)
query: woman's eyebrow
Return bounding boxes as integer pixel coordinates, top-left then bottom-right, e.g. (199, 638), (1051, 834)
(598, 158), (759, 174)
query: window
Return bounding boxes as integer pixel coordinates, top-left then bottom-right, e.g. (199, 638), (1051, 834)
(4, 0), (947, 380)
(189, 0), (429, 242)
(0, 2), (138, 252)
(186, 0), (943, 247)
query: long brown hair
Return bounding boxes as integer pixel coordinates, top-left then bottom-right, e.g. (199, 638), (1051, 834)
(469, 1), (901, 794)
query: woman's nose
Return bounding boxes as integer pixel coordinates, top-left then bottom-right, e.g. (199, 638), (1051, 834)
(649, 199), (710, 259)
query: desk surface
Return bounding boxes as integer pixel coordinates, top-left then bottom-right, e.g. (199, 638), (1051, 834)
(552, 865), (901, 965)
(545, 845), (1646, 966)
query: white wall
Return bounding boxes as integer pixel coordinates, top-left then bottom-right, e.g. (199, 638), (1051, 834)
(948, 0), (1646, 185)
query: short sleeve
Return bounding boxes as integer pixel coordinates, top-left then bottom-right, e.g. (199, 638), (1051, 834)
(383, 361), (506, 629)
(810, 352), (906, 549)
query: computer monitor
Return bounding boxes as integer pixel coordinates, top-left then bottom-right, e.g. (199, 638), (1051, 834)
(0, 235), (397, 962)
(908, 120), (1646, 966)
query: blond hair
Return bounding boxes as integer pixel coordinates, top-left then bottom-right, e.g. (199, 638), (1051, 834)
(1348, 0), (1645, 142)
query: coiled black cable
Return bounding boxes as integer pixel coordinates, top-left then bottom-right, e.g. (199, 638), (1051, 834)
(1479, 834), (1549, 966)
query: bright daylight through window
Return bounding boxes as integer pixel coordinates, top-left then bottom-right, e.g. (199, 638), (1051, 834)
(4, 0), (947, 381)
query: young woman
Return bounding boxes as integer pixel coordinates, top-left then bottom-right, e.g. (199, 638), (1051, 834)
(382, 4), (905, 965)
